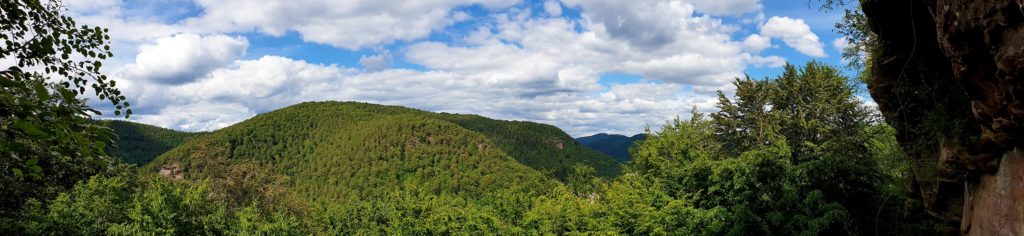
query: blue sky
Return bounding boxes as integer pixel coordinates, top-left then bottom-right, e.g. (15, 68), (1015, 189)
(63, 0), (860, 136)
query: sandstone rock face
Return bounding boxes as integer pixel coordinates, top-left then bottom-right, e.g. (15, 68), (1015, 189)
(961, 151), (1024, 235)
(862, 0), (1024, 234)
(159, 164), (184, 180)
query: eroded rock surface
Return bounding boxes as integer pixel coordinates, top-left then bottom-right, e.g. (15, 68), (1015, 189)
(961, 151), (1024, 235)
(862, 0), (1024, 234)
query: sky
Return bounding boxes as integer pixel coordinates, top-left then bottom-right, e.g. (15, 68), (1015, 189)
(61, 0), (860, 137)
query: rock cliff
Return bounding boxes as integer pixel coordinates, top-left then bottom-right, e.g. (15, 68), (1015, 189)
(862, 0), (1024, 234)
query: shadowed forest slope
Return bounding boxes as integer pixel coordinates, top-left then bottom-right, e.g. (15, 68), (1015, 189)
(101, 120), (204, 165)
(576, 133), (647, 162)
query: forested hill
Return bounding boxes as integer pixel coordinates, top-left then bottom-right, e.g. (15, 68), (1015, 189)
(430, 113), (621, 178)
(143, 101), (609, 231)
(102, 120), (204, 165)
(136, 101), (619, 179)
(576, 133), (647, 162)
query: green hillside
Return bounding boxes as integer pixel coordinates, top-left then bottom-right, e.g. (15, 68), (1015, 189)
(139, 102), (619, 179)
(432, 113), (621, 178)
(101, 120), (204, 165)
(141, 101), (611, 232)
(576, 133), (647, 162)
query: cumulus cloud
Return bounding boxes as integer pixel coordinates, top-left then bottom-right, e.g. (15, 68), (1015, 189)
(741, 54), (787, 68)
(84, 0), (813, 136)
(183, 0), (519, 49)
(121, 33), (248, 84)
(543, 1), (563, 16)
(133, 102), (255, 131)
(690, 0), (762, 15)
(621, 54), (743, 86)
(117, 55), (357, 129)
(562, 0), (697, 49)
(742, 34), (771, 53)
(832, 37), (850, 52)
(117, 54), (714, 136)
(359, 52), (392, 72)
(760, 16), (826, 57)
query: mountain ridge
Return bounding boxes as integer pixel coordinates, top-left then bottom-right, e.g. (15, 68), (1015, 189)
(575, 133), (647, 162)
(107, 102), (620, 178)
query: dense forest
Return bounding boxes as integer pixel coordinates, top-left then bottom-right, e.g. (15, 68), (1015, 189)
(102, 120), (205, 165)
(0, 0), (978, 234)
(576, 133), (647, 162)
(3, 63), (949, 234)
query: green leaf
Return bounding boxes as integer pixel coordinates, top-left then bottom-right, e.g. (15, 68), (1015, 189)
(0, 76), (16, 87)
(25, 158), (38, 166)
(3, 141), (25, 152)
(13, 120), (49, 138)
(11, 168), (23, 178)
(34, 82), (49, 100)
(29, 165), (42, 174)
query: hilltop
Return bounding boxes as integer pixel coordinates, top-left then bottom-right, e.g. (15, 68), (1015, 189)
(119, 102), (620, 178)
(576, 133), (647, 162)
(135, 101), (620, 231)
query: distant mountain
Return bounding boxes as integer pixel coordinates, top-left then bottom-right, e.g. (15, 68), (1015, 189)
(576, 133), (647, 162)
(102, 120), (205, 165)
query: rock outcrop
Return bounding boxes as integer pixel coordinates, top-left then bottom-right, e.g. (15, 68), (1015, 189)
(158, 164), (184, 180)
(862, 0), (1024, 234)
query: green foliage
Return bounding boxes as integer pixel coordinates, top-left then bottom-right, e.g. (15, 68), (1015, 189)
(2, 9), (940, 232)
(144, 102), (606, 233)
(102, 120), (203, 165)
(0, 0), (129, 115)
(318, 191), (517, 234)
(0, 76), (115, 216)
(0, 0), (129, 226)
(567, 163), (599, 194)
(7, 61), (941, 234)
(613, 62), (936, 235)
(17, 170), (302, 235)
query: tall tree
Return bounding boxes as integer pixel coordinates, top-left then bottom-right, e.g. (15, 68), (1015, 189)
(0, 0), (128, 225)
(627, 62), (920, 234)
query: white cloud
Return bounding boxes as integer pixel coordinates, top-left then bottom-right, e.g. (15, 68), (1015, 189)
(690, 0), (762, 15)
(64, 0), (121, 15)
(832, 37), (850, 52)
(741, 54), (786, 68)
(133, 102), (254, 131)
(543, 1), (563, 16)
(84, 0), (808, 137)
(121, 33), (248, 84)
(452, 11), (473, 22)
(562, 0), (697, 49)
(760, 16), (826, 57)
(118, 51), (721, 136)
(742, 34), (771, 53)
(359, 52), (391, 72)
(621, 54), (743, 86)
(183, 0), (520, 49)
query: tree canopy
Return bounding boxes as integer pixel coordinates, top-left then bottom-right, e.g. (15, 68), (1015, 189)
(0, 0), (129, 227)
